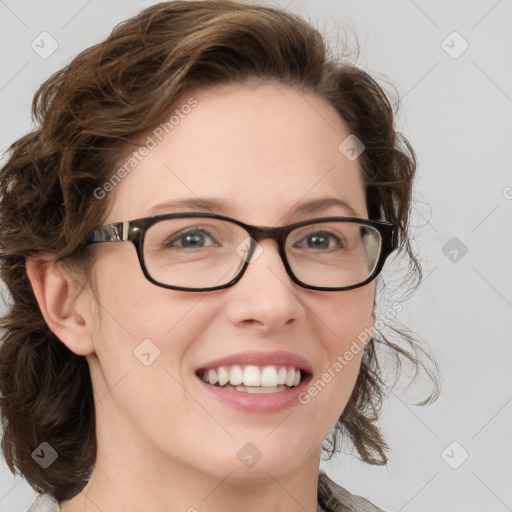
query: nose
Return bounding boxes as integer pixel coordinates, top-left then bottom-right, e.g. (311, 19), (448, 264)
(224, 238), (305, 331)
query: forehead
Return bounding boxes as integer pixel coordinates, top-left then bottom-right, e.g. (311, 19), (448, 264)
(105, 82), (367, 224)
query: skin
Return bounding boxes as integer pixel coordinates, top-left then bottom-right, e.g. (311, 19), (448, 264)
(27, 82), (375, 512)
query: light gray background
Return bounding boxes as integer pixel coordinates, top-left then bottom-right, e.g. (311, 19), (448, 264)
(1, 1), (511, 511)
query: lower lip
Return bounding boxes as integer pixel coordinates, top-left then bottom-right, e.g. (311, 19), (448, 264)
(196, 375), (312, 413)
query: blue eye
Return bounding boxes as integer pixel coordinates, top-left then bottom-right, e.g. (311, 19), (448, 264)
(167, 229), (216, 249)
(297, 230), (343, 250)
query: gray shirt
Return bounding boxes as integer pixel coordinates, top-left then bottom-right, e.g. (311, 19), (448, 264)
(27, 471), (385, 512)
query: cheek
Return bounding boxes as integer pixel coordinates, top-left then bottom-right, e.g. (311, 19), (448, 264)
(300, 287), (374, 422)
(325, 287), (374, 386)
(86, 252), (210, 400)
(311, 285), (375, 349)
(86, 272), (213, 449)
(89, 246), (205, 341)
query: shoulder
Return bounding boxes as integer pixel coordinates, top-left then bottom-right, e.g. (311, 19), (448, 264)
(26, 493), (60, 512)
(318, 471), (386, 512)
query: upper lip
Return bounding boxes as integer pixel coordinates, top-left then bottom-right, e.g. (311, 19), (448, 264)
(196, 350), (313, 374)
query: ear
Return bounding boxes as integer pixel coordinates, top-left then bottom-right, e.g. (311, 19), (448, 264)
(26, 255), (95, 356)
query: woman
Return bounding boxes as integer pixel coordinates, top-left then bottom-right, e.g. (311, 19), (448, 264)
(0, 1), (438, 511)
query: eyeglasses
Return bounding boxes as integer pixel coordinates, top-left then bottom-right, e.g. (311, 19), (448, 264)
(85, 213), (396, 292)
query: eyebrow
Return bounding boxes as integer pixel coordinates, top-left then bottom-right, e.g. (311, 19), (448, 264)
(148, 196), (363, 219)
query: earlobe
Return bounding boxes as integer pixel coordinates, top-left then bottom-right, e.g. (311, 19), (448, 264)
(26, 255), (95, 356)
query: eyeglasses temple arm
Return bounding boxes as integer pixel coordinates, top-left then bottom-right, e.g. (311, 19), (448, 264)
(86, 221), (129, 244)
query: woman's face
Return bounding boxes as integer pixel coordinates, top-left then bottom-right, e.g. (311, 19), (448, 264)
(84, 82), (375, 481)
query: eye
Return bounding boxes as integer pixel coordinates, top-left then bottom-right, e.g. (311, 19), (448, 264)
(295, 230), (343, 250)
(166, 228), (217, 249)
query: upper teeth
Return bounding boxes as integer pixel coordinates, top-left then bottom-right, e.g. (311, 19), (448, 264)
(201, 365), (301, 388)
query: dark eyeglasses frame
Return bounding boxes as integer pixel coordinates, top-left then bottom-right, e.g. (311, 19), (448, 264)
(85, 212), (397, 292)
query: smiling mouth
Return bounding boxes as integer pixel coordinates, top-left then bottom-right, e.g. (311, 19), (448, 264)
(196, 364), (308, 394)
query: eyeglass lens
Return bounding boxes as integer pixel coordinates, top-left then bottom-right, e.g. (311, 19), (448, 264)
(142, 217), (382, 289)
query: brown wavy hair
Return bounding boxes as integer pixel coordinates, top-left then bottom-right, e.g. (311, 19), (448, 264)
(0, 0), (439, 501)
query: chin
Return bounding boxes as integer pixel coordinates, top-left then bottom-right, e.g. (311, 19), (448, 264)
(210, 436), (318, 481)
